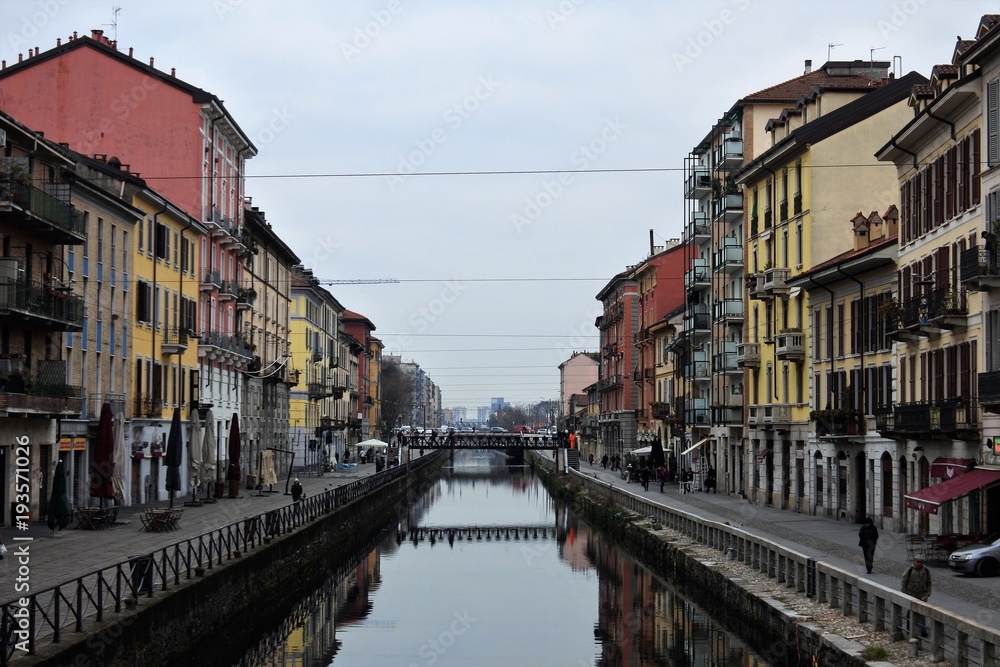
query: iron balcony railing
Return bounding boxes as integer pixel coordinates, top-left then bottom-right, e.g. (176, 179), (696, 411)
(0, 280), (85, 329)
(978, 370), (1000, 408)
(198, 331), (252, 358)
(0, 178), (84, 240)
(875, 400), (979, 437)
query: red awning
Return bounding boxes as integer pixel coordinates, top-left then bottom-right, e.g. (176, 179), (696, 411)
(930, 457), (974, 479)
(904, 469), (1000, 514)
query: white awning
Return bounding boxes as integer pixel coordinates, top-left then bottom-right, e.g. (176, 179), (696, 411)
(681, 437), (712, 456)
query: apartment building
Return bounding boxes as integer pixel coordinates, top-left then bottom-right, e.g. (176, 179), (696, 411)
(595, 271), (639, 464)
(0, 111), (87, 521)
(735, 70), (925, 510)
(0, 30), (258, 485)
(877, 16), (999, 538)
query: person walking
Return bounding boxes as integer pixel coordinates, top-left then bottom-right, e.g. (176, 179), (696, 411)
(902, 557), (931, 600)
(291, 478), (304, 502)
(901, 557), (932, 636)
(601, 454), (609, 469)
(858, 517), (879, 573)
(639, 465), (650, 491)
(658, 465), (667, 493)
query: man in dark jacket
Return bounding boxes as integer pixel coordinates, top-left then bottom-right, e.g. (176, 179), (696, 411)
(858, 517), (879, 573)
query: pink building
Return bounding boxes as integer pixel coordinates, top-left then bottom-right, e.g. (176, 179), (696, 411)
(558, 352), (598, 420)
(596, 271), (640, 462)
(0, 30), (258, 423)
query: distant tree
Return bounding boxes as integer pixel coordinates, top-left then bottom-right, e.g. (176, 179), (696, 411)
(379, 359), (415, 438)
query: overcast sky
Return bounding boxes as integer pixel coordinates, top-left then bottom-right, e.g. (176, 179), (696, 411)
(2, 0), (997, 410)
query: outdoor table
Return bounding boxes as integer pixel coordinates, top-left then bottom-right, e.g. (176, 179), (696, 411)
(75, 506), (110, 530)
(141, 508), (183, 532)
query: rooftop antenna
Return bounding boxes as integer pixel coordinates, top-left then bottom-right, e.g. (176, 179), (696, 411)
(870, 46), (885, 80)
(828, 42), (843, 61)
(104, 6), (121, 44)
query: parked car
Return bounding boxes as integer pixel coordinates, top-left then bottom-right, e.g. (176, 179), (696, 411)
(948, 532), (1000, 576)
(490, 426), (507, 433)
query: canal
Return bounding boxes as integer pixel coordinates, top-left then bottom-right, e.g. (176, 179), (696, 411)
(233, 451), (769, 666)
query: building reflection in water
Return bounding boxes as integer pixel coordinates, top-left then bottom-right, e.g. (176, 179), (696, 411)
(237, 467), (767, 667)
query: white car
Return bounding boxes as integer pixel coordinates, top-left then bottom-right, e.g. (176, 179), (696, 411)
(536, 428), (550, 435)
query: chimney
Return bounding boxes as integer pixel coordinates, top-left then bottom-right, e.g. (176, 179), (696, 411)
(171, 68), (176, 77)
(91, 29), (103, 41)
(56, 37), (61, 46)
(804, 59), (812, 74)
(128, 47), (133, 57)
(73, 31), (78, 40)
(149, 57), (154, 67)
(649, 229), (654, 256)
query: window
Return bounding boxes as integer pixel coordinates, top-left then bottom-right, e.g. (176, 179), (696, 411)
(122, 231), (128, 277)
(988, 77), (999, 168)
(136, 280), (152, 323)
(138, 217), (143, 253)
(82, 212), (90, 257)
(173, 230), (179, 267)
(97, 218), (104, 257)
(110, 225), (116, 268)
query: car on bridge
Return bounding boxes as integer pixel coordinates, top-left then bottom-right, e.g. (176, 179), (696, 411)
(513, 425), (534, 434)
(490, 426), (507, 433)
(536, 428), (551, 435)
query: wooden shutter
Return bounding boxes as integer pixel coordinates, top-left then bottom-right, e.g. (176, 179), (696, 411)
(989, 78), (999, 167)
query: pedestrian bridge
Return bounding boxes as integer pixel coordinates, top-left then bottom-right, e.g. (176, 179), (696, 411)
(400, 432), (558, 450)
(397, 524), (559, 544)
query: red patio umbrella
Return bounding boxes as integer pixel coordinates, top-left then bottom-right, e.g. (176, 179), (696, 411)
(226, 413), (241, 497)
(89, 402), (115, 506)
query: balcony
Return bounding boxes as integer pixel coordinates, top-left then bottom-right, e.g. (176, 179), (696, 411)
(132, 393), (164, 418)
(198, 330), (253, 366)
(236, 287), (257, 310)
(793, 193), (802, 216)
(684, 168), (711, 199)
(712, 193), (743, 222)
(218, 280), (238, 301)
(0, 280), (84, 331)
(87, 392), (126, 416)
(650, 401), (669, 420)
(898, 288), (968, 333)
(875, 400), (979, 439)
(749, 404), (791, 428)
(960, 247), (1000, 290)
(307, 382), (326, 400)
(715, 138), (743, 169)
(200, 270), (221, 292)
(684, 259), (710, 292)
(775, 329), (804, 361)
(685, 210), (710, 242)
(684, 359), (710, 380)
(979, 370), (1000, 414)
(713, 298), (744, 324)
(711, 404), (743, 425)
(685, 398), (709, 427)
(0, 178), (85, 244)
(759, 267), (790, 298)
(713, 244), (743, 274)
(712, 341), (740, 375)
(813, 409), (865, 437)
(736, 341), (759, 368)
(161, 327), (190, 355)
(683, 309), (710, 337)
(779, 200), (788, 222)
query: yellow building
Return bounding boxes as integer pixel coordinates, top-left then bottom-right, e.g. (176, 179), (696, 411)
(735, 71), (924, 509)
(127, 189), (205, 502)
(290, 267), (343, 469)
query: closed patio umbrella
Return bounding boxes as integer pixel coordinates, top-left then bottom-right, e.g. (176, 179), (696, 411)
(261, 449), (278, 487)
(202, 409), (217, 501)
(188, 408), (203, 503)
(47, 460), (70, 531)
(165, 407), (184, 507)
(111, 410), (126, 504)
(90, 402), (115, 506)
(226, 413), (241, 498)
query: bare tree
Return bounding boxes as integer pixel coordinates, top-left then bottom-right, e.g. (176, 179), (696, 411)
(379, 358), (415, 437)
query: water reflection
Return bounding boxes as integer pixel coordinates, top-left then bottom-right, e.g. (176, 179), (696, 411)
(235, 455), (768, 667)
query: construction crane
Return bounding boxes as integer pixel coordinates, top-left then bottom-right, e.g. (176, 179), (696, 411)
(320, 279), (400, 284)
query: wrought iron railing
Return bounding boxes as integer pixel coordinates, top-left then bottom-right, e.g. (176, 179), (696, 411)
(0, 452), (441, 663)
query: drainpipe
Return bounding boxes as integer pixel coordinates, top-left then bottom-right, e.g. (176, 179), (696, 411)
(887, 137), (918, 171)
(925, 108), (956, 141)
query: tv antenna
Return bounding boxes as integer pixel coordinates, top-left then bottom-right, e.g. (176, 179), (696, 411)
(828, 43), (843, 61)
(104, 6), (121, 44)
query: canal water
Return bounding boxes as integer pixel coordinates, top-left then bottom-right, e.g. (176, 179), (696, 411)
(234, 452), (769, 666)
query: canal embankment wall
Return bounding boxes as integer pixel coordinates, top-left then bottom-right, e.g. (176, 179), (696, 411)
(26, 455), (445, 667)
(533, 456), (999, 667)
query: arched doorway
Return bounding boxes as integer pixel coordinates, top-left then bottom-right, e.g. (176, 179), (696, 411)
(880, 452), (893, 520)
(854, 450), (867, 523)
